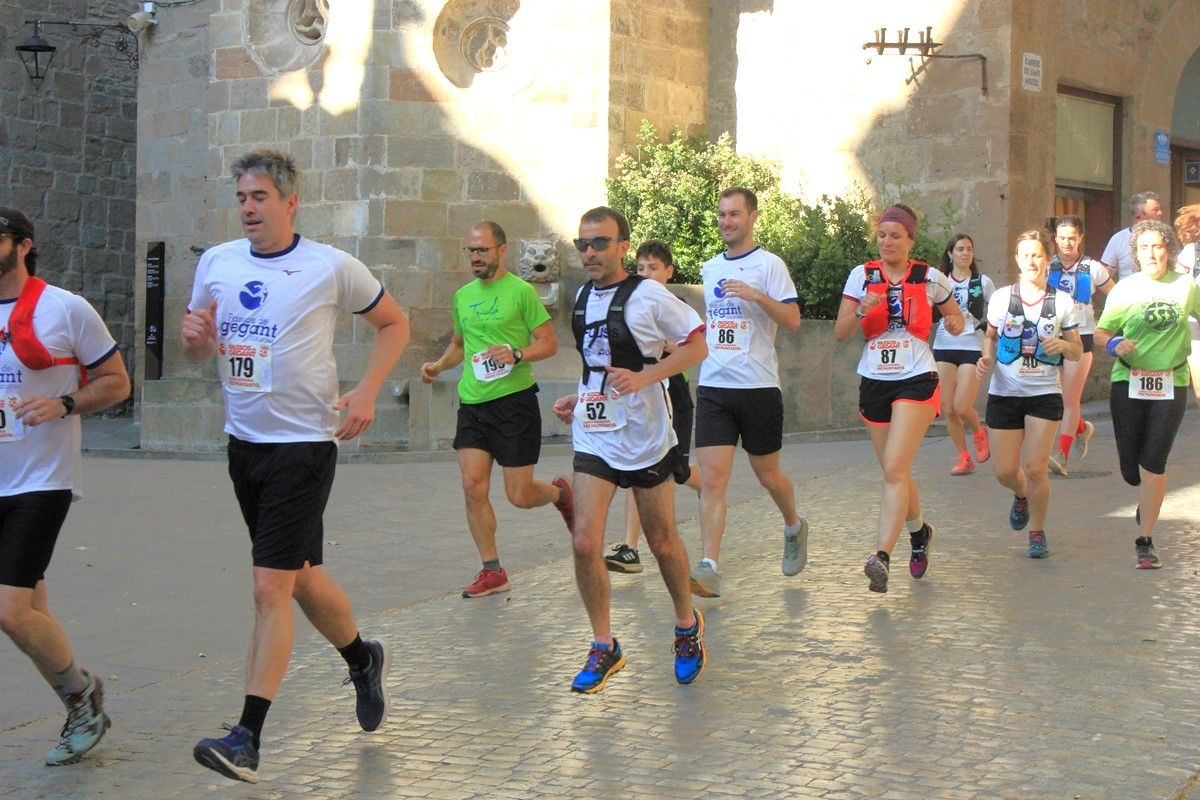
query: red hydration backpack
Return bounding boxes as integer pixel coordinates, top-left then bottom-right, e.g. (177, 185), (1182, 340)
(859, 261), (933, 341)
(3, 277), (85, 381)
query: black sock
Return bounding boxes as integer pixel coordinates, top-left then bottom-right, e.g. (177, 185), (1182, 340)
(338, 634), (372, 673)
(876, 550), (890, 564)
(238, 695), (271, 750)
(483, 559), (501, 572)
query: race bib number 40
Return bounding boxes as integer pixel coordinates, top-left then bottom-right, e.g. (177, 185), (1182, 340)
(470, 350), (513, 383)
(708, 319), (751, 354)
(574, 390), (627, 432)
(1129, 368), (1174, 400)
(0, 394), (25, 442)
(218, 342), (272, 392)
(867, 338), (914, 375)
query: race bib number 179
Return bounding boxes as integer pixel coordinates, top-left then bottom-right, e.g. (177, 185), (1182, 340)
(218, 342), (273, 392)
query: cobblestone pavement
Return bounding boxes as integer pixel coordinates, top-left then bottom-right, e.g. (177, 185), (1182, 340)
(3, 409), (1200, 798)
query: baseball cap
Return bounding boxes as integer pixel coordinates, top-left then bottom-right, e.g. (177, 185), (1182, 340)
(0, 207), (35, 243)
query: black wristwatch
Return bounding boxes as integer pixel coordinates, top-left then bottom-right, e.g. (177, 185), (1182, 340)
(512, 348), (523, 364)
(58, 395), (76, 417)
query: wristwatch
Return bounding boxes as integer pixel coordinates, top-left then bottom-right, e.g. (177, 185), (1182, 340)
(58, 395), (76, 417)
(854, 307), (867, 318)
(512, 348), (524, 364)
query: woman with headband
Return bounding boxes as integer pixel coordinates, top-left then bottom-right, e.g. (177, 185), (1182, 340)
(835, 204), (964, 593)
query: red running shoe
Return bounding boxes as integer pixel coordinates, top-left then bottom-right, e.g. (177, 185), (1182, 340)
(462, 567), (511, 598)
(551, 475), (574, 533)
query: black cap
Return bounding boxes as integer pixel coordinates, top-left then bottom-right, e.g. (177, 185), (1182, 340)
(0, 207), (35, 243)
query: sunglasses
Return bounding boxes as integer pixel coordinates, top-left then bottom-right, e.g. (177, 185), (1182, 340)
(573, 236), (624, 253)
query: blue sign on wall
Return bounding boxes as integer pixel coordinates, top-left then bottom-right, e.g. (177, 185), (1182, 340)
(1154, 130), (1170, 165)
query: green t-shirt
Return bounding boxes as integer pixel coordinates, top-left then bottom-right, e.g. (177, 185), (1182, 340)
(452, 271), (551, 404)
(1096, 270), (1200, 386)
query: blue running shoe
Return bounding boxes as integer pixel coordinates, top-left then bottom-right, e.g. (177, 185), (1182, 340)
(1009, 495), (1030, 531)
(570, 640), (626, 694)
(343, 638), (389, 732)
(674, 608), (707, 684)
(194, 723), (260, 784)
(1028, 530), (1048, 559)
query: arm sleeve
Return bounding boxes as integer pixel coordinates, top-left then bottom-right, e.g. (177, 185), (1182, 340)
(926, 270), (954, 305)
(336, 254), (385, 314)
(1100, 235), (1120, 268)
(985, 288), (1007, 329)
(767, 255), (799, 301)
(982, 275), (996, 303)
(1095, 284), (1127, 330)
(521, 281), (552, 330)
(841, 266), (866, 302)
(186, 254), (211, 314)
(68, 295), (120, 367)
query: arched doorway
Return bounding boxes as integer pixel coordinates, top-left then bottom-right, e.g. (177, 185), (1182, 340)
(1170, 46), (1200, 212)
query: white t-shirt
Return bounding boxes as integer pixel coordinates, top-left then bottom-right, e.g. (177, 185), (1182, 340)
(985, 285), (1079, 397)
(698, 247), (798, 389)
(1178, 243), (1200, 342)
(0, 284), (119, 497)
(842, 264), (954, 381)
(932, 271), (996, 351)
(572, 278), (704, 470)
(188, 236), (385, 443)
(1048, 256), (1112, 334)
(1101, 227), (1135, 280)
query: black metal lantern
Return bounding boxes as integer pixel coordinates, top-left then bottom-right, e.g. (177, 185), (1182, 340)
(15, 21), (56, 84)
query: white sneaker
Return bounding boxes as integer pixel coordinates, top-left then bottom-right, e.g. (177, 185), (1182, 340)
(689, 561), (721, 597)
(1072, 420), (1095, 461)
(45, 673), (110, 766)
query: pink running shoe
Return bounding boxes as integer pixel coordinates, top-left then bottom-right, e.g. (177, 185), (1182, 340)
(973, 426), (990, 463)
(951, 453), (974, 476)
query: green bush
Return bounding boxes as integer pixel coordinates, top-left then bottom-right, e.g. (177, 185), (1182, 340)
(607, 122), (959, 320)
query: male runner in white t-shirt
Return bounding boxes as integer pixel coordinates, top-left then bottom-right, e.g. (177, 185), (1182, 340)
(182, 150), (410, 784)
(0, 207), (130, 767)
(691, 187), (807, 598)
(552, 206), (709, 694)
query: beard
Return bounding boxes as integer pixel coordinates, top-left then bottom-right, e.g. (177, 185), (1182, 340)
(0, 248), (17, 279)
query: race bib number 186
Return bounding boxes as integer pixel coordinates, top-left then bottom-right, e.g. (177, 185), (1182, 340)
(1129, 368), (1174, 400)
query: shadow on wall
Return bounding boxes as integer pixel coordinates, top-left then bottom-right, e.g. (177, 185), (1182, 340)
(708, 0), (775, 143)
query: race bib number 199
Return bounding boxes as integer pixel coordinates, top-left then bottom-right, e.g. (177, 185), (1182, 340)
(1129, 368), (1174, 400)
(574, 390), (627, 432)
(0, 394), (24, 442)
(470, 349), (513, 383)
(867, 338), (914, 375)
(218, 342), (272, 392)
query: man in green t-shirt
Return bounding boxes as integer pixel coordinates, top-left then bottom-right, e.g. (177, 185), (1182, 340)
(421, 222), (574, 598)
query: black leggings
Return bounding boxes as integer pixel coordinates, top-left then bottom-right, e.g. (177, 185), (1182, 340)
(1109, 382), (1188, 485)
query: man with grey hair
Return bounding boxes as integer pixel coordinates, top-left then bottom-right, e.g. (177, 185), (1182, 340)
(181, 149), (410, 783)
(1101, 191), (1164, 280)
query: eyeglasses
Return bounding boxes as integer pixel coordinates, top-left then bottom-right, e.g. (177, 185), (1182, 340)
(573, 236), (623, 253)
(462, 245), (499, 256)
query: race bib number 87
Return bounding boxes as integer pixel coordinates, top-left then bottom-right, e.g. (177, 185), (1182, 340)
(218, 342), (272, 392)
(867, 338), (914, 375)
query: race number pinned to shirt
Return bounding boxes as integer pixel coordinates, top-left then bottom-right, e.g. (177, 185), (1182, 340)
(470, 348), (513, 383)
(574, 390), (627, 432)
(218, 342), (273, 392)
(708, 318), (752, 354)
(867, 338), (914, 375)
(1128, 368), (1174, 400)
(0, 394), (25, 442)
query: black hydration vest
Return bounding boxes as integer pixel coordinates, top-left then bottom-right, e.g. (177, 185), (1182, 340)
(933, 272), (986, 330)
(572, 275), (657, 391)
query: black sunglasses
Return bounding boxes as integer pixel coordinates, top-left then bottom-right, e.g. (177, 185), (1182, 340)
(573, 236), (624, 253)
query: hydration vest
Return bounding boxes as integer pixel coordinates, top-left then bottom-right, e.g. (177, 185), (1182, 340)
(933, 272), (986, 330)
(572, 275), (656, 390)
(1048, 257), (1093, 304)
(1, 277), (84, 379)
(860, 261), (933, 341)
(996, 286), (1062, 367)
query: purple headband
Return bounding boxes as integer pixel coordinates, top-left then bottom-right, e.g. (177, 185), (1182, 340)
(879, 207), (917, 239)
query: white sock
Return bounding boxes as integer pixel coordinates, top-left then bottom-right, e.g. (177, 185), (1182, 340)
(784, 520), (805, 535)
(906, 518), (925, 534)
(702, 557), (718, 571)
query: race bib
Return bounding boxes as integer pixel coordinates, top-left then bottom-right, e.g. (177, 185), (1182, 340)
(574, 390), (627, 432)
(470, 349), (513, 383)
(218, 342), (272, 392)
(0, 394), (25, 442)
(867, 338), (914, 375)
(708, 319), (752, 354)
(1128, 369), (1174, 400)
(1017, 363), (1050, 378)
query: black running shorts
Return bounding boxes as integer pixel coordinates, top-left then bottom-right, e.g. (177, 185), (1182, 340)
(694, 386), (783, 455)
(453, 385), (542, 468)
(573, 450), (676, 490)
(984, 393), (1064, 430)
(0, 489), (73, 589)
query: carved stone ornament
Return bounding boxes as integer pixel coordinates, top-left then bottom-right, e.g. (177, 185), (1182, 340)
(432, 0), (520, 88)
(244, 0), (329, 75)
(516, 239), (559, 283)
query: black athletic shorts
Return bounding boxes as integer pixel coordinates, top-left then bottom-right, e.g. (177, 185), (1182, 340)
(985, 393), (1064, 429)
(0, 489), (73, 589)
(1110, 382), (1187, 485)
(1079, 333), (1094, 354)
(453, 385), (542, 468)
(933, 349), (981, 368)
(228, 435), (338, 570)
(667, 375), (694, 484)
(858, 373), (941, 425)
(573, 449), (676, 490)
(694, 386), (783, 455)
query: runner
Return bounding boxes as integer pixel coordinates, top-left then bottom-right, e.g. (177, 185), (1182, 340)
(1046, 215), (1113, 476)
(420, 221), (574, 597)
(932, 233), (995, 475)
(691, 187), (807, 598)
(0, 207), (130, 766)
(1094, 220), (1200, 569)
(1173, 204), (1200, 406)
(976, 230), (1081, 559)
(834, 204), (964, 593)
(552, 206), (708, 693)
(603, 240), (702, 574)
(182, 150), (410, 783)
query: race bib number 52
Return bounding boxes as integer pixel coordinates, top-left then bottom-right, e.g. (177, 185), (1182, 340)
(218, 342), (273, 392)
(574, 390), (627, 432)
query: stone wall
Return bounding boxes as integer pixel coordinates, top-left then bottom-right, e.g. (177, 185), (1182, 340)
(0, 0), (137, 388)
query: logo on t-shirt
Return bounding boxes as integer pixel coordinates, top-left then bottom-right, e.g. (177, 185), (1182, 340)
(1142, 301), (1178, 332)
(714, 279), (728, 299)
(239, 281), (269, 310)
(0, 366), (22, 385)
(468, 297), (501, 319)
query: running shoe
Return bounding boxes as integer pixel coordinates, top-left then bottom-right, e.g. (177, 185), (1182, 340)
(909, 524), (935, 579)
(194, 723), (259, 783)
(343, 638), (389, 732)
(44, 672), (110, 766)
(1073, 420), (1095, 461)
(1047, 451), (1068, 477)
(1027, 530), (1049, 558)
(973, 425), (991, 463)
(1009, 495), (1030, 531)
(570, 639), (626, 694)
(864, 554), (889, 593)
(950, 453), (975, 476)
(689, 561), (721, 598)
(462, 567), (511, 598)
(604, 544), (643, 573)
(1135, 537), (1162, 569)
(551, 476), (575, 533)
(673, 608), (706, 685)
(781, 518), (809, 576)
